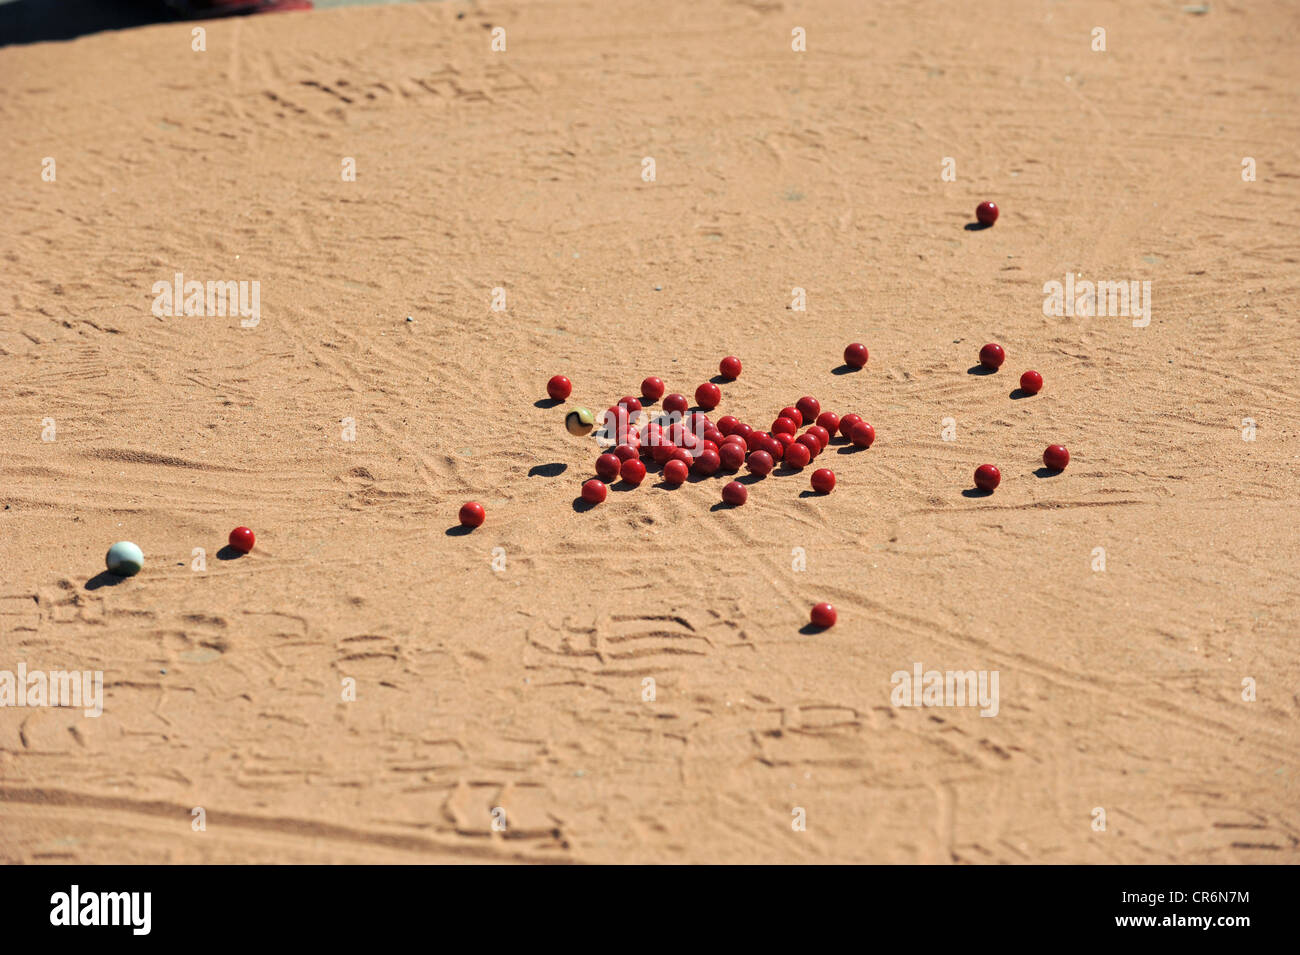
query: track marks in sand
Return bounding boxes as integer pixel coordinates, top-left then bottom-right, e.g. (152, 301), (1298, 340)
(336, 633), (401, 665)
(251, 64), (528, 128)
(0, 591), (42, 635)
(0, 786), (571, 864)
(523, 611), (745, 692)
(81, 447), (249, 473)
(832, 596), (1300, 769)
(749, 694), (1026, 783)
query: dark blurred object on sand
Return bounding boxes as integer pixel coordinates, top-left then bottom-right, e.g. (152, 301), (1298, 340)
(164, 0), (312, 15)
(0, 0), (311, 48)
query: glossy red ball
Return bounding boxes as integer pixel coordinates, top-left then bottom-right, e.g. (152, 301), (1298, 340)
(796, 396), (820, 424)
(1043, 444), (1070, 471)
(810, 469), (835, 493)
(229, 526), (255, 553)
(641, 376), (665, 401)
(595, 453), (621, 481)
(581, 479), (607, 503)
(779, 407), (803, 427)
(620, 458), (647, 485)
(807, 425), (831, 449)
(979, 343), (1005, 370)
(722, 481), (748, 506)
(662, 459), (689, 485)
(974, 464), (1001, 491)
(816, 411), (840, 436)
(747, 450), (773, 477)
(693, 449), (720, 475)
(618, 396), (642, 413)
(719, 356), (742, 379)
(1020, 370), (1043, 394)
(976, 201), (998, 225)
(718, 441), (746, 471)
(717, 415), (740, 436)
(839, 413), (863, 438)
(810, 602), (837, 628)
(784, 441), (811, 469)
(663, 393), (689, 416)
(695, 382), (721, 410)
(459, 502), (485, 528)
(772, 416), (798, 436)
(546, 375), (572, 400)
(733, 423), (754, 441)
(760, 435), (784, 461)
(844, 343), (868, 368)
(848, 422), (875, 448)
(796, 434), (821, 458)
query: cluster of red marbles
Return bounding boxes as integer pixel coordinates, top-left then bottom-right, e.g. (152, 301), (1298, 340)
(570, 360), (876, 518)
(466, 351), (877, 533)
(971, 342), (1070, 492)
(525, 353), (882, 629)
(454, 201), (1085, 634)
(456, 325), (1078, 630)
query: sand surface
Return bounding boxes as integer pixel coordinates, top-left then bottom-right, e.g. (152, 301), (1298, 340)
(2, 0), (1298, 864)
